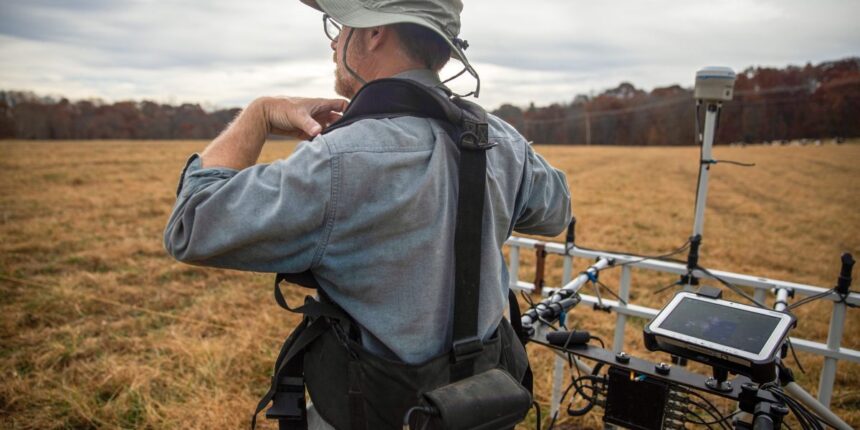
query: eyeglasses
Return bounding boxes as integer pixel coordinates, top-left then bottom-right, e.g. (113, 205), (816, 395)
(323, 14), (341, 42)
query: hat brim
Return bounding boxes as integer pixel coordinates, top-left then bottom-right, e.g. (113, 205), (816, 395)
(301, 0), (472, 70)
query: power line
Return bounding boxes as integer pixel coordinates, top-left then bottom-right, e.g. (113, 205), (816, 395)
(517, 79), (860, 127)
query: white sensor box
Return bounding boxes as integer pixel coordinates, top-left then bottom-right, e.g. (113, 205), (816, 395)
(695, 67), (736, 102)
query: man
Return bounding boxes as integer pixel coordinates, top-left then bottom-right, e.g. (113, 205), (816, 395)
(164, 0), (570, 427)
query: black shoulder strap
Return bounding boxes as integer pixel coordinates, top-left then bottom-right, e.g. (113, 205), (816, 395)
(324, 78), (464, 133)
(449, 98), (493, 380)
(325, 78), (496, 379)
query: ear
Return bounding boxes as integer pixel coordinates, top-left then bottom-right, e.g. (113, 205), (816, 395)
(363, 25), (392, 52)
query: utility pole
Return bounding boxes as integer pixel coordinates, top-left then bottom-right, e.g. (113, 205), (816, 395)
(585, 109), (591, 145)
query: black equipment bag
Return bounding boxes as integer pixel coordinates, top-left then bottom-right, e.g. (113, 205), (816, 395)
(252, 78), (533, 430)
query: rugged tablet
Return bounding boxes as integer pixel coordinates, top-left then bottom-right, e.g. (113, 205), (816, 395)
(644, 292), (795, 382)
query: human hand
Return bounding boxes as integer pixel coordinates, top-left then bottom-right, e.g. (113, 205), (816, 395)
(259, 96), (348, 140)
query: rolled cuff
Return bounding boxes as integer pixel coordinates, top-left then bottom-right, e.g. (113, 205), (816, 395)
(175, 153), (239, 197)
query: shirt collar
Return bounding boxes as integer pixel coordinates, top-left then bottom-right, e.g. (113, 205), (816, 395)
(391, 69), (448, 92)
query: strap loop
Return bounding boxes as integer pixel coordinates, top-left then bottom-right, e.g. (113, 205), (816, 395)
(459, 120), (492, 150)
(452, 337), (484, 363)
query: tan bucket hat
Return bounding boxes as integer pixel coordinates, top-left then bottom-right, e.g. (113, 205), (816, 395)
(300, 0), (480, 96)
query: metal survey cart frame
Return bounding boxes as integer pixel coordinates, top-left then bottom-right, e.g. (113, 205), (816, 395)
(505, 236), (860, 418)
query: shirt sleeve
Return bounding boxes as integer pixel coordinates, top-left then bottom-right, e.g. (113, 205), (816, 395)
(163, 139), (335, 273)
(512, 144), (571, 236)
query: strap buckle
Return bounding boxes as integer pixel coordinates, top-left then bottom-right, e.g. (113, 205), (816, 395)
(452, 337), (484, 362)
(265, 376), (306, 420)
(459, 120), (494, 150)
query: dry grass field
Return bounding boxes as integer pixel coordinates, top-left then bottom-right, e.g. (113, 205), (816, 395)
(1, 139), (858, 429)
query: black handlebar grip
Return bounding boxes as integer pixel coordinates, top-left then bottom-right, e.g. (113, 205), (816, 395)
(566, 217), (576, 246)
(546, 330), (591, 347)
(753, 415), (774, 430)
(837, 252), (854, 294)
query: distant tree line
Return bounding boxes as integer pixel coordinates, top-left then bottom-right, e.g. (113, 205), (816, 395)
(493, 58), (860, 145)
(0, 94), (240, 140)
(1, 58), (857, 144)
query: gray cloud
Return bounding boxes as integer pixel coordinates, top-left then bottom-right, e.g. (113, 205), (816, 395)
(0, 0), (329, 69)
(0, 0), (858, 110)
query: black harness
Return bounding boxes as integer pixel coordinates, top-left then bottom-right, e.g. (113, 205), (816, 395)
(252, 78), (532, 430)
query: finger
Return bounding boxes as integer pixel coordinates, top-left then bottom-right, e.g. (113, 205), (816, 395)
(271, 126), (310, 140)
(308, 98), (348, 115)
(285, 102), (325, 137)
(316, 111), (343, 129)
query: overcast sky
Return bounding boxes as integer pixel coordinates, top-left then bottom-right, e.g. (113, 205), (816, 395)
(1, 0), (858, 110)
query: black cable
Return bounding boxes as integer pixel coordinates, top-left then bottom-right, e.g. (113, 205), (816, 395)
(695, 264), (767, 309)
(570, 240), (690, 268)
(787, 288), (837, 310)
(567, 375), (604, 417)
(763, 386), (828, 430)
(520, 291), (561, 330)
(757, 382), (819, 429)
(521, 290), (537, 309)
(685, 399), (731, 430)
(654, 278), (683, 295)
(787, 337), (807, 374)
(682, 407), (716, 429)
(789, 395), (828, 430)
(529, 339), (579, 355)
(546, 411), (558, 430)
(532, 401), (541, 430)
(403, 406), (436, 430)
(542, 348), (606, 422)
(569, 350), (581, 379)
(546, 350), (580, 430)
(693, 102), (705, 229)
(615, 240), (692, 268)
(695, 410), (741, 426)
(709, 159), (756, 167)
(695, 101), (702, 145)
(555, 375), (595, 417)
(676, 387), (730, 430)
(779, 394), (821, 430)
(589, 336), (605, 349)
(572, 375), (603, 402)
(788, 287), (859, 310)
(594, 279), (627, 305)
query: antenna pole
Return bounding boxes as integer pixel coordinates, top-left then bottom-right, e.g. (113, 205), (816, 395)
(691, 103), (719, 239)
(684, 66), (736, 287)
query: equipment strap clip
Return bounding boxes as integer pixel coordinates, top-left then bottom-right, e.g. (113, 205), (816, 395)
(265, 376), (306, 420)
(452, 337), (484, 362)
(459, 119), (494, 150)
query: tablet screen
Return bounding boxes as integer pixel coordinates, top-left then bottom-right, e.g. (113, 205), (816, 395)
(658, 297), (781, 354)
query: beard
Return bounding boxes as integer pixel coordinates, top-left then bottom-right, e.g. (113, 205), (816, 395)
(333, 33), (364, 99)
(334, 63), (359, 99)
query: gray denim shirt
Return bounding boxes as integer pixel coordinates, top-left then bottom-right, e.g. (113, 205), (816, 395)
(164, 69), (571, 364)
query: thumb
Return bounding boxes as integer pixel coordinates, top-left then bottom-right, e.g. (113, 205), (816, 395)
(297, 113), (323, 137)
